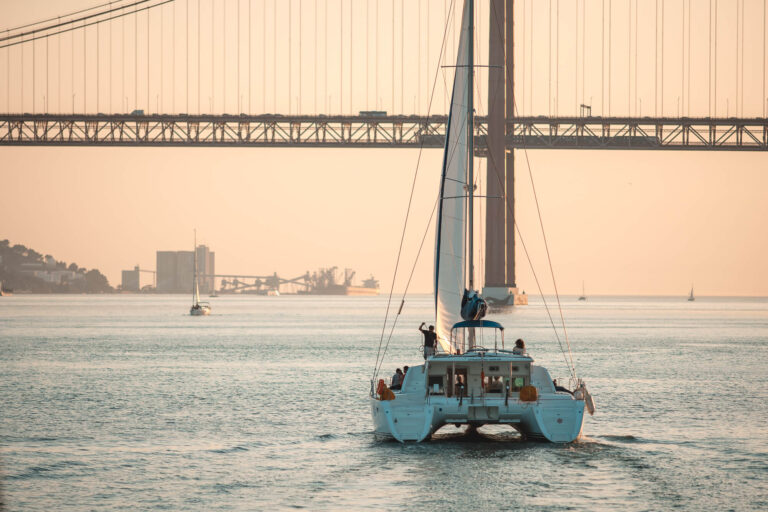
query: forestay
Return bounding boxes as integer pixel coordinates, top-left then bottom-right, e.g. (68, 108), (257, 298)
(435, 0), (472, 354)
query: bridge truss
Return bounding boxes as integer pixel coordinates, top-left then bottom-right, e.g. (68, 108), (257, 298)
(1, 114), (767, 151)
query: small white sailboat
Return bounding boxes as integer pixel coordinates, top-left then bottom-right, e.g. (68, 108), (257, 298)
(370, 0), (593, 443)
(688, 286), (695, 302)
(190, 230), (211, 316)
(578, 281), (587, 301)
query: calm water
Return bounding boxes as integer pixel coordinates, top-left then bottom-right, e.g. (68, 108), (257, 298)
(1, 294), (767, 511)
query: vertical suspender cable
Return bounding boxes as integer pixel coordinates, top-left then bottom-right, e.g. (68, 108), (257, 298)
(298, 0), (301, 114)
(238, 0), (241, 113)
(349, 0), (353, 114)
(323, 0), (330, 114)
(687, 0), (690, 115)
(288, 0), (291, 114)
(211, 0), (214, 113)
(655, 0), (658, 116)
(74, 27), (76, 112)
(709, 0), (712, 116)
(522, 0), (527, 115)
(661, 0), (664, 115)
(735, 0), (739, 116)
(339, 0), (343, 113)
(46, 28), (49, 113)
(376, 0), (379, 109)
(401, 0), (404, 114)
(158, 7), (160, 111)
(546, 0), (551, 116)
(601, 0), (604, 115)
(417, 0), (420, 112)
(198, 0), (201, 114)
(574, 0), (578, 114)
(273, 0), (276, 113)
(740, 0), (744, 116)
(221, 0), (227, 111)
(764, 0), (766, 117)
(33, 30), (36, 113)
(714, 0), (717, 116)
(172, 1), (175, 112)
(186, 0), (189, 113)
(147, 7), (150, 112)
(59, 21), (62, 112)
(20, 33), (23, 113)
(608, 0), (611, 116)
(582, 0), (586, 110)
(314, 0), (317, 113)
(392, 0), (395, 113)
(635, 0), (638, 115)
(6, 30), (9, 112)
(681, 0), (684, 117)
(84, 20), (87, 112)
(111, 4), (115, 113)
(530, 0), (534, 113)
(628, 0), (631, 115)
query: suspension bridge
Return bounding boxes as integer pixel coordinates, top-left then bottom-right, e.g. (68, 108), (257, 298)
(1, 0), (767, 304)
(1, 0), (766, 149)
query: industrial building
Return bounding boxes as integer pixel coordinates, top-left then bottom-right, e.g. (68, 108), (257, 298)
(121, 266), (141, 292)
(156, 245), (214, 293)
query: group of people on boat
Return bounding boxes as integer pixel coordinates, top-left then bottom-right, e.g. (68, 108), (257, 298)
(418, 321), (528, 357)
(390, 365), (410, 390)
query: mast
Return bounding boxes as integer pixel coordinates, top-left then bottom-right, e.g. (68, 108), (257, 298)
(193, 229), (198, 305)
(467, 0), (475, 291)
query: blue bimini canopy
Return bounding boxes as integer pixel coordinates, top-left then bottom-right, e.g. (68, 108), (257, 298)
(451, 320), (504, 331)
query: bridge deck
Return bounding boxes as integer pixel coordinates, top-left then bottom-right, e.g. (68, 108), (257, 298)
(1, 114), (767, 151)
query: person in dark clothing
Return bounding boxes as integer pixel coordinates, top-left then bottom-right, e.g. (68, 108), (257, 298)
(419, 322), (437, 360)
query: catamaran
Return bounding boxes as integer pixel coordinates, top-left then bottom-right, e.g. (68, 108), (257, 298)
(578, 281), (587, 301)
(190, 230), (211, 316)
(370, 0), (594, 443)
(688, 286), (695, 302)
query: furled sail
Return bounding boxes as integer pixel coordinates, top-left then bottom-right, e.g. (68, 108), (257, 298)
(435, 0), (472, 354)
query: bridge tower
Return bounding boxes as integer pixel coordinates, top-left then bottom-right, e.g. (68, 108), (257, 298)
(484, 0), (527, 307)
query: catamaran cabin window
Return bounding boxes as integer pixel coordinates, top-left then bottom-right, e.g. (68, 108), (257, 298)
(428, 375), (444, 395)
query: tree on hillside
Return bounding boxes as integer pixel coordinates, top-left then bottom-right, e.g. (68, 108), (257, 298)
(85, 269), (112, 293)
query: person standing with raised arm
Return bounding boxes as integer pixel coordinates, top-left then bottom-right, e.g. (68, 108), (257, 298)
(419, 322), (437, 360)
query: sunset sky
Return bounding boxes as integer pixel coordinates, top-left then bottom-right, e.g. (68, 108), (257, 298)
(2, 0), (767, 296)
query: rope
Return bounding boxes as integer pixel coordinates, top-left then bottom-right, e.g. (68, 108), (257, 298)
(371, 0), (456, 384)
(487, 2), (577, 380)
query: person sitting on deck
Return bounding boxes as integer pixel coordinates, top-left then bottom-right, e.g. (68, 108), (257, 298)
(512, 338), (527, 355)
(419, 322), (438, 360)
(390, 368), (404, 390)
(402, 366), (409, 385)
(553, 379), (574, 395)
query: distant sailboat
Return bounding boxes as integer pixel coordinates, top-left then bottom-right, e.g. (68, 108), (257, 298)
(190, 230), (211, 316)
(578, 281), (587, 301)
(688, 286), (695, 302)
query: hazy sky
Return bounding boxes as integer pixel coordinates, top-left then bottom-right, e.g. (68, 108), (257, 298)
(2, 0), (767, 296)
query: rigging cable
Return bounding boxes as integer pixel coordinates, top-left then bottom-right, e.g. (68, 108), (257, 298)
(372, 0), (457, 383)
(487, 3), (577, 380)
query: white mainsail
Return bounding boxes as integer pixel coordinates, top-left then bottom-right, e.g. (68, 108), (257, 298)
(435, 0), (472, 354)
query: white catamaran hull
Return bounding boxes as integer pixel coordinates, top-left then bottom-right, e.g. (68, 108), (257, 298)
(190, 306), (211, 316)
(371, 396), (583, 443)
(371, 361), (586, 443)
